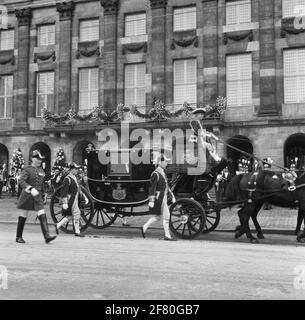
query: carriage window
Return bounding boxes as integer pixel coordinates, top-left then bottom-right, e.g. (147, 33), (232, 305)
(226, 54), (252, 107)
(284, 48), (305, 103)
(108, 151), (131, 176)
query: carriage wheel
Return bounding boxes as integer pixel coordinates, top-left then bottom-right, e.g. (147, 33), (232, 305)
(202, 201), (220, 234)
(50, 186), (94, 234)
(169, 198), (206, 239)
(88, 202), (118, 229)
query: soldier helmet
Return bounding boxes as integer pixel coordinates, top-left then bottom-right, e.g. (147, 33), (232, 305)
(69, 162), (81, 170)
(32, 150), (45, 160)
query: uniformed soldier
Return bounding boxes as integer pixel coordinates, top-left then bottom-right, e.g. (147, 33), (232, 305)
(55, 162), (88, 237)
(140, 154), (176, 241)
(15, 150), (57, 244)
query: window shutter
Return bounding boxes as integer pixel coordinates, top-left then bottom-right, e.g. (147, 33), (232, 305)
(125, 13), (146, 37)
(284, 48), (305, 103)
(282, 0), (305, 18)
(174, 59), (197, 106)
(79, 68), (99, 112)
(226, 0), (251, 25)
(226, 54), (252, 106)
(174, 6), (196, 32)
(124, 64), (146, 106)
(0, 30), (14, 50)
(80, 20), (99, 42)
(38, 25), (55, 46)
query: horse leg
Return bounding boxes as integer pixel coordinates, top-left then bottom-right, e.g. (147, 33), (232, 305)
(235, 207), (244, 232)
(295, 207), (303, 235)
(296, 205), (305, 242)
(251, 202), (264, 239)
(235, 204), (259, 243)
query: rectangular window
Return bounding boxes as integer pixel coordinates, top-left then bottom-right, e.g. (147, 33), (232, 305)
(79, 19), (99, 42)
(226, 54), (252, 106)
(284, 49), (305, 103)
(226, 0), (251, 25)
(0, 75), (13, 119)
(0, 30), (14, 50)
(282, 0), (305, 18)
(124, 63), (146, 106)
(173, 6), (196, 32)
(79, 68), (99, 113)
(37, 24), (55, 46)
(125, 13), (146, 37)
(36, 72), (54, 117)
(173, 59), (197, 106)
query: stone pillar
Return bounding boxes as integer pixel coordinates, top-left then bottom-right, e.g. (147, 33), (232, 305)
(100, 0), (119, 110)
(258, 0), (277, 116)
(150, 0), (167, 102)
(14, 8), (32, 130)
(56, 1), (74, 114)
(202, 0), (218, 104)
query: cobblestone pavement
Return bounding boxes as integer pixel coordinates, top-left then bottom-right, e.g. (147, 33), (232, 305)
(0, 196), (299, 233)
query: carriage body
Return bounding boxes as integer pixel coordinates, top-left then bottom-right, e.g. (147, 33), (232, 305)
(50, 147), (215, 239)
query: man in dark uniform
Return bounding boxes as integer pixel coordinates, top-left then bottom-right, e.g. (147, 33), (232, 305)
(55, 162), (88, 237)
(15, 150), (57, 244)
(190, 107), (229, 176)
(140, 154), (176, 241)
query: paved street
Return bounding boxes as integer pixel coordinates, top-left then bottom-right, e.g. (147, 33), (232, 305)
(1, 196), (305, 300)
(0, 222), (305, 300)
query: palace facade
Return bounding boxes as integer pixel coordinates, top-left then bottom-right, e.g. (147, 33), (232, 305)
(1, 0), (305, 174)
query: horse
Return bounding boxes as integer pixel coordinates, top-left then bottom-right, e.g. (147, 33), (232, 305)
(224, 169), (305, 243)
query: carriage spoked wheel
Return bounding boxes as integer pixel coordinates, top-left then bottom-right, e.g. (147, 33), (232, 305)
(50, 186), (94, 234)
(88, 202), (118, 229)
(202, 200), (220, 234)
(169, 198), (206, 239)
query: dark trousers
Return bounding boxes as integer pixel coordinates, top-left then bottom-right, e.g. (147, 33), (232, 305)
(0, 181), (3, 197)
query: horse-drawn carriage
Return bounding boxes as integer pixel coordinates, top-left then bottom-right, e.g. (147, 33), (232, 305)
(49, 145), (225, 240)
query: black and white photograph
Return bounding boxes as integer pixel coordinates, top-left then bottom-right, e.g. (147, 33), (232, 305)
(0, 0), (305, 304)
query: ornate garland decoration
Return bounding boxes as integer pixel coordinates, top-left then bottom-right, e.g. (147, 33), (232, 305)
(34, 51), (56, 63)
(171, 35), (199, 50)
(122, 42), (147, 55)
(0, 50), (15, 65)
(281, 17), (305, 37)
(76, 41), (100, 59)
(41, 97), (227, 124)
(223, 30), (253, 45)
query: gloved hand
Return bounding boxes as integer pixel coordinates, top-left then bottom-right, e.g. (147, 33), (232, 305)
(62, 203), (68, 210)
(31, 188), (39, 197)
(43, 194), (47, 204)
(148, 201), (155, 208)
(83, 194), (89, 205)
(171, 196), (176, 204)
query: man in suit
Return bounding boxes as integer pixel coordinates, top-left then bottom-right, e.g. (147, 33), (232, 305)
(55, 162), (88, 237)
(140, 154), (176, 241)
(16, 150), (57, 244)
